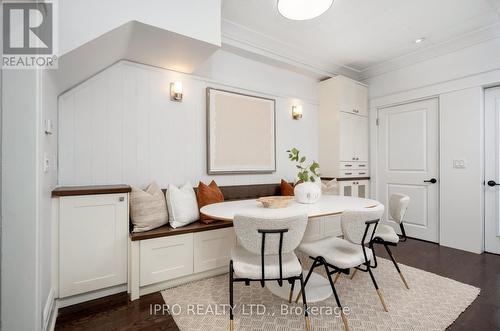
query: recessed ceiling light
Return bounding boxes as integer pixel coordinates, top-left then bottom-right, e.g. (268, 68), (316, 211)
(414, 37), (426, 44)
(277, 0), (334, 21)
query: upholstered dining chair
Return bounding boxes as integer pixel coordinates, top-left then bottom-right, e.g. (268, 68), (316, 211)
(296, 205), (386, 331)
(372, 193), (411, 289)
(229, 213), (310, 331)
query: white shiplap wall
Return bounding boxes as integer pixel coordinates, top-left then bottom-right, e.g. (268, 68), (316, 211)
(58, 58), (319, 187)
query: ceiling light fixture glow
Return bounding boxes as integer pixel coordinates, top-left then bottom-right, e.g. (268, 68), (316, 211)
(414, 37), (426, 44)
(277, 0), (334, 20)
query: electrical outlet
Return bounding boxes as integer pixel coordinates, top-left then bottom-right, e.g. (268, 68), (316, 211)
(453, 160), (466, 169)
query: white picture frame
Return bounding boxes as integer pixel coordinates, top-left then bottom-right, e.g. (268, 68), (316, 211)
(206, 88), (276, 174)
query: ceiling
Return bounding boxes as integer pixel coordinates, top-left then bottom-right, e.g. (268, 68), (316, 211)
(221, 0), (500, 79)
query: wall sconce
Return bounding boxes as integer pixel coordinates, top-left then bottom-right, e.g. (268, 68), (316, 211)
(292, 105), (303, 120)
(170, 81), (183, 102)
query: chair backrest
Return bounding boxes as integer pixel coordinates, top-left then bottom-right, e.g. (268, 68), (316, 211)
(389, 193), (410, 224)
(341, 205), (385, 245)
(233, 213), (308, 255)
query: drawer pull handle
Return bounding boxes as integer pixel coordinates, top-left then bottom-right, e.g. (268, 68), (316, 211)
(345, 172), (352, 175)
(345, 164), (352, 167)
(359, 165), (366, 167)
(359, 172), (366, 175)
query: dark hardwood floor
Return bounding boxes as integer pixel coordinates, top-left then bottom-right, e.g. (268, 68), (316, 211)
(55, 239), (500, 330)
(55, 292), (179, 331)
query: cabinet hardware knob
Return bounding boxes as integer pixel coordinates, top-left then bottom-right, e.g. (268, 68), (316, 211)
(119, 197), (125, 202)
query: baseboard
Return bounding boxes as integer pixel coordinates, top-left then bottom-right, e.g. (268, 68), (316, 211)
(45, 300), (59, 331)
(58, 284), (127, 308)
(43, 288), (56, 331)
(139, 267), (228, 297)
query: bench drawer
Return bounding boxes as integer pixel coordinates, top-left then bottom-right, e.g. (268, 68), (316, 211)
(140, 233), (193, 286)
(194, 228), (235, 273)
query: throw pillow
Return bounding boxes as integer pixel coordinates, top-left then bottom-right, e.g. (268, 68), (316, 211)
(321, 179), (338, 195)
(197, 180), (224, 224)
(166, 182), (200, 228)
(129, 182), (168, 232)
(281, 179), (295, 196)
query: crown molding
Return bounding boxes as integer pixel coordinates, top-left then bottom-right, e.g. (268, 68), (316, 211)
(359, 22), (500, 81)
(221, 18), (361, 80)
(222, 18), (500, 83)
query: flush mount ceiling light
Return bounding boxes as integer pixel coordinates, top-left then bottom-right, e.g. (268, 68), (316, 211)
(414, 37), (426, 44)
(277, 0), (334, 20)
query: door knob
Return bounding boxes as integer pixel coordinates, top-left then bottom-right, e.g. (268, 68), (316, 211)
(424, 178), (437, 184)
(487, 180), (499, 187)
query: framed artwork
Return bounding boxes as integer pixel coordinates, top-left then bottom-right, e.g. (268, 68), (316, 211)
(206, 88), (276, 174)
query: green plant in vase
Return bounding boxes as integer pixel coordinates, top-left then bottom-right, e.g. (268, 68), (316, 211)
(286, 148), (322, 203)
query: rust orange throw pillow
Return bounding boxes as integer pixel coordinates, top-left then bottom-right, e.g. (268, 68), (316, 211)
(281, 179), (295, 196)
(197, 180), (224, 224)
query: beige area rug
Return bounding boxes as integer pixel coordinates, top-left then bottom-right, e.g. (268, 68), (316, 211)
(161, 258), (479, 330)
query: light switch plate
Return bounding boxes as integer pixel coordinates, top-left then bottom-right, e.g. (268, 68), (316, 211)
(43, 154), (50, 173)
(453, 160), (466, 169)
(44, 119), (54, 135)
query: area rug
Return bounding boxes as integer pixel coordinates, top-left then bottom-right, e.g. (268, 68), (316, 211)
(161, 258), (479, 330)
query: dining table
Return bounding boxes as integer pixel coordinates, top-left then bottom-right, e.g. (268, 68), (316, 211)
(200, 194), (382, 302)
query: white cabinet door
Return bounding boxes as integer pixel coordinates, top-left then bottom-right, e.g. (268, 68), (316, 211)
(339, 180), (370, 198)
(340, 113), (368, 162)
(353, 82), (368, 116)
(354, 115), (369, 162)
(59, 194), (128, 298)
(140, 233), (193, 286)
(194, 228), (235, 273)
(338, 78), (368, 116)
(340, 112), (356, 162)
(356, 180), (370, 199)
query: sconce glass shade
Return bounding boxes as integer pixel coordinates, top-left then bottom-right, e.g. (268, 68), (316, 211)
(170, 81), (183, 102)
(278, 0), (333, 20)
(292, 105), (303, 119)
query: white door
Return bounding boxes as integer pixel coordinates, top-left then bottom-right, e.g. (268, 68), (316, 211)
(377, 98), (439, 242)
(485, 87), (500, 254)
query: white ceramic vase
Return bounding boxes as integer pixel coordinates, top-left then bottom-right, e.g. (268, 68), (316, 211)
(294, 181), (321, 204)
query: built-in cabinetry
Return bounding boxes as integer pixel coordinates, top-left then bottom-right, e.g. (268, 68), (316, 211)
(319, 75), (370, 195)
(338, 180), (370, 199)
(57, 192), (129, 298)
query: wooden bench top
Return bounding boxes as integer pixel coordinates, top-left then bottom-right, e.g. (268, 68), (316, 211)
(130, 220), (233, 241)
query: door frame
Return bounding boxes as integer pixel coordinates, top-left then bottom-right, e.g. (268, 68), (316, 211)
(371, 96), (441, 243)
(484, 85), (500, 254)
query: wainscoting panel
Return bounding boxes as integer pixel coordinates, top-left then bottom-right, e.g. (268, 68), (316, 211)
(58, 61), (319, 187)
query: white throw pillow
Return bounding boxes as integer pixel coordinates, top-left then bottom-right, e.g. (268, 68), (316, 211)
(129, 182), (169, 232)
(321, 179), (338, 195)
(166, 182), (200, 228)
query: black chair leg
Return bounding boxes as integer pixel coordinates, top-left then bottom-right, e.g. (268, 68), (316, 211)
(229, 261), (234, 331)
(299, 274), (310, 331)
(288, 278), (296, 303)
(322, 260), (350, 331)
(367, 265), (388, 312)
(384, 244), (409, 289)
(295, 258), (319, 303)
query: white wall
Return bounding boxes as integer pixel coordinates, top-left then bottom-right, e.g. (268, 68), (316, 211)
(58, 51), (319, 188)
(366, 38), (500, 253)
(58, 0), (221, 55)
(439, 88), (484, 253)
(2, 70), (41, 330)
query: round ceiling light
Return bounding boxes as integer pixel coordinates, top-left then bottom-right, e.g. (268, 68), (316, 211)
(278, 0), (334, 20)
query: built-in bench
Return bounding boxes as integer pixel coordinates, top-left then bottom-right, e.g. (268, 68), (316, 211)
(129, 183), (282, 300)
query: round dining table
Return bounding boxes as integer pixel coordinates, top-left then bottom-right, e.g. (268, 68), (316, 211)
(200, 195), (381, 302)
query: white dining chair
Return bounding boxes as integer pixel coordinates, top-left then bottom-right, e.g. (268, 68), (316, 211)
(296, 205), (386, 331)
(372, 193), (411, 289)
(229, 213), (310, 331)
